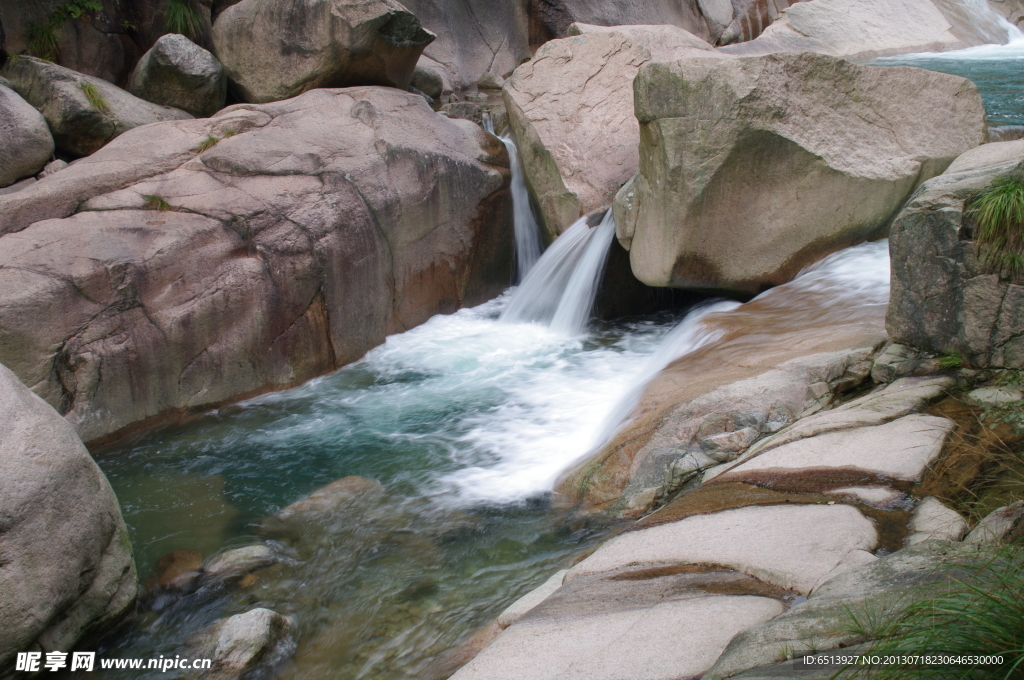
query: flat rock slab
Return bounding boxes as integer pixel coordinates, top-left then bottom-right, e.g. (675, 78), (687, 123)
(719, 414), (954, 485)
(450, 595), (784, 680)
(567, 504), (878, 595)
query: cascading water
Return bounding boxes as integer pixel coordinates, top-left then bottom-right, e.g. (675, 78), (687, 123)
(499, 135), (544, 281)
(483, 116), (544, 281)
(500, 211), (617, 336)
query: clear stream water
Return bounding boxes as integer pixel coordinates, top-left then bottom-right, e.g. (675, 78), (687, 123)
(89, 35), (1021, 680)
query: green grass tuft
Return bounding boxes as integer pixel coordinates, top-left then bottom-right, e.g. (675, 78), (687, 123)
(837, 546), (1024, 680)
(196, 135), (219, 152)
(967, 174), (1024, 281)
(143, 194), (172, 211)
(164, 0), (205, 41)
(79, 81), (110, 114)
(26, 21), (60, 61)
(938, 352), (965, 370)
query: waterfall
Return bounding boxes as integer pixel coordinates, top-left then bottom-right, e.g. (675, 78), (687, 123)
(961, 0), (1024, 41)
(500, 135), (544, 281)
(500, 211), (616, 336)
(483, 116), (544, 281)
(549, 211), (616, 336)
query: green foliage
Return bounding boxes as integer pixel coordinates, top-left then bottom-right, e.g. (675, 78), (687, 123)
(967, 174), (1024, 281)
(836, 547), (1024, 680)
(164, 0), (204, 41)
(26, 20), (60, 61)
(25, 0), (102, 60)
(983, 401), (1024, 435)
(79, 81), (109, 113)
(196, 135), (219, 152)
(939, 352), (966, 370)
(143, 194), (172, 211)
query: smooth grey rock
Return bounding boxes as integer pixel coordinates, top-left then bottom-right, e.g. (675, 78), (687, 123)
(0, 362), (136, 670)
(0, 84), (54, 187)
(190, 608), (294, 679)
(203, 545), (278, 584)
(211, 0), (435, 103)
(871, 343), (928, 383)
(451, 594), (784, 680)
(965, 386), (1024, 407)
(888, 140), (1024, 368)
(129, 33), (226, 118)
(36, 159), (68, 179)
(964, 501), (1024, 544)
(497, 570), (568, 628)
(1, 56), (192, 157)
(907, 497), (968, 545)
(0, 177), (36, 195)
(720, 414), (954, 484)
(615, 52), (985, 293)
(705, 541), (989, 679)
(411, 62), (444, 99)
(0, 88), (512, 444)
(828, 486), (904, 507)
(566, 504), (878, 595)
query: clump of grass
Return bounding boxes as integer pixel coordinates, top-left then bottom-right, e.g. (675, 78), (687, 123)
(196, 135), (219, 152)
(967, 173), (1024, 281)
(143, 194), (172, 211)
(26, 1), (102, 61)
(79, 81), (110, 114)
(837, 546), (1024, 680)
(26, 21), (60, 61)
(939, 352), (966, 370)
(165, 0), (205, 41)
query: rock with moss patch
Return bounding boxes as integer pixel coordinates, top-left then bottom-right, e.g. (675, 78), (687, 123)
(129, 33), (226, 118)
(1, 56), (191, 156)
(887, 140), (1024, 368)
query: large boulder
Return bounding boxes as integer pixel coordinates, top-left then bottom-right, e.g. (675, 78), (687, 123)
(1, 56), (191, 157)
(529, 0), (716, 43)
(720, 0), (1013, 60)
(887, 140), (1024, 368)
(400, 0), (530, 90)
(0, 86), (512, 445)
(503, 27), (712, 240)
(0, 83), (53, 187)
(128, 33), (227, 118)
(211, 0), (435, 104)
(614, 52), (985, 293)
(0, 362), (137, 670)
